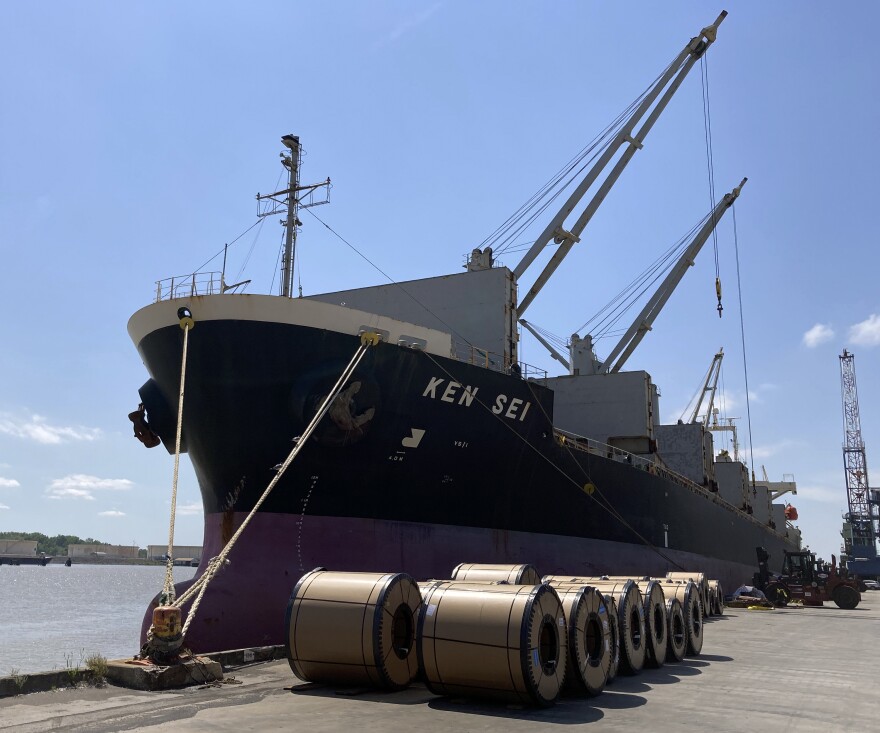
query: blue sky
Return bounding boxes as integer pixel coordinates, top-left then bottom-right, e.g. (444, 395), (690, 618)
(1, 2), (878, 566)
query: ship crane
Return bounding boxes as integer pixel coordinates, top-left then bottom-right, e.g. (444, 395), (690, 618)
(838, 349), (880, 575)
(688, 348), (723, 424)
(686, 347), (740, 462)
(599, 180), (745, 374)
(512, 11), (727, 320)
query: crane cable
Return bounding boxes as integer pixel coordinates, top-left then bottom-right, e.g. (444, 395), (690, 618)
(701, 53), (723, 317)
(732, 204), (758, 487)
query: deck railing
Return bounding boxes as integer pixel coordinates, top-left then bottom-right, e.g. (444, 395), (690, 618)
(452, 341), (547, 379)
(555, 428), (796, 540)
(154, 272), (225, 302)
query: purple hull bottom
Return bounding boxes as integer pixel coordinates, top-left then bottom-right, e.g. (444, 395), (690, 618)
(142, 511), (754, 653)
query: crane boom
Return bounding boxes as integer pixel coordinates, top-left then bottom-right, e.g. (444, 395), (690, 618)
(689, 348), (724, 424)
(513, 11), (727, 319)
(601, 178), (746, 374)
(519, 320), (571, 370)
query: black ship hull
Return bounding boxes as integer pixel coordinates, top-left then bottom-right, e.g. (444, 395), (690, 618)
(131, 295), (797, 652)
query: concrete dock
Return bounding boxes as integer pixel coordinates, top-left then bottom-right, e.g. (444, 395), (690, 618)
(2, 598), (878, 732)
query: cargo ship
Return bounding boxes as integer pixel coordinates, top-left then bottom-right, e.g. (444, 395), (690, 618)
(128, 11), (801, 652)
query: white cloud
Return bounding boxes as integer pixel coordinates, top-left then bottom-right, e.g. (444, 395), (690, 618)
(177, 502), (203, 516)
(0, 503), (9, 510)
(0, 414), (101, 445)
(803, 323), (834, 348)
(848, 314), (880, 347)
(47, 487), (95, 501)
(50, 474), (132, 491)
(0, 477), (20, 488)
(98, 510), (126, 517)
(46, 474), (133, 501)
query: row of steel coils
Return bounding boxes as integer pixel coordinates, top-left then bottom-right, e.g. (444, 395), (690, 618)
(285, 563), (724, 707)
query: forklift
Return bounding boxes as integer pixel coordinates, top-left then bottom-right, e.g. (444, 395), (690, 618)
(753, 547), (861, 609)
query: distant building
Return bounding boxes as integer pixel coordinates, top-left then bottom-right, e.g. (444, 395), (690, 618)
(0, 540), (38, 555)
(67, 544), (140, 559)
(147, 544), (203, 563)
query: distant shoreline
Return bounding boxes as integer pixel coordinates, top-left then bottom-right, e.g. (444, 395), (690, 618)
(0, 557), (193, 567)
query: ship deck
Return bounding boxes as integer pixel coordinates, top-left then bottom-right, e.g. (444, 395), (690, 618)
(2, 597), (877, 731)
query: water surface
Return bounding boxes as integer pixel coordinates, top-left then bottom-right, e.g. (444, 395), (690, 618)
(0, 564), (196, 675)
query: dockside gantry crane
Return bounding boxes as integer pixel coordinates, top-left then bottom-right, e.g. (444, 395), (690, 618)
(839, 350), (880, 576)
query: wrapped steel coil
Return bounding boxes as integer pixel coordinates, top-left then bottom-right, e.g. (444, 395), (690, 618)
(665, 572), (710, 618)
(450, 563), (541, 585)
(418, 581), (567, 706)
(553, 584), (612, 696)
(588, 577), (666, 667)
(656, 579), (703, 656)
(603, 595), (621, 683)
(664, 597), (686, 662)
(635, 580), (667, 668)
(708, 580), (724, 616)
(544, 577), (645, 675)
(286, 570), (421, 690)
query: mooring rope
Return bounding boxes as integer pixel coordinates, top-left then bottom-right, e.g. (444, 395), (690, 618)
(160, 308), (195, 605)
(156, 330), (379, 641)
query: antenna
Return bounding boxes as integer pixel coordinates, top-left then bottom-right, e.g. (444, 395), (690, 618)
(256, 135), (332, 297)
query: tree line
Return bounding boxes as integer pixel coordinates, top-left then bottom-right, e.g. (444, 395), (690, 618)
(0, 531), (105, 557)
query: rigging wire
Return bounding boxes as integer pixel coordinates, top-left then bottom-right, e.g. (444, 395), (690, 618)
(303, 207), (479, 350)
(732, 203), (757, 476)
(420, 348), (686, 570)
(270, 228), (284, 295)
(573, 214), (706, 341)
(233, 216), (267, 281)
(192, 218), (264, 274)
(302, 205), (681, 568)
(484, 57), (678, 260)
(526, 321), (569, 351)
(191, 165), (284, 278)
(700, 52), (722, 317)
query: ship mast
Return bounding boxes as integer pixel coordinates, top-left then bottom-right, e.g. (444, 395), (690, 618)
(257, 134), (331, 298)
(280, 135), (301, 298)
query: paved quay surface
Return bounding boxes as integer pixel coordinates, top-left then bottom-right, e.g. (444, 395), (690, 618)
(2, 597), (878, 732)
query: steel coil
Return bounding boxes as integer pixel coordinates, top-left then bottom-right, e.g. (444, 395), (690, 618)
(603, 595), (621, 683)
(635, 580), (667, 668)
(590, 577), (666, 667)
(450, 563), (541, 585)
(553, 584), (612, 696)
(418, 581), (566, 706)
(665, 572), (709, 618)
(664, 597), (686, 662)
(544, 577), (645, 675)
(285, 570), (421, 690)
(656, 579), (703, 656)
(708, 580), (724, 616)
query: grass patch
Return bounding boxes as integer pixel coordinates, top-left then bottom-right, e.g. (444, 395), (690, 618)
(63, 650), (83, 686)
(8, 667), (28, 694)
(84, 654), (109, 686)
